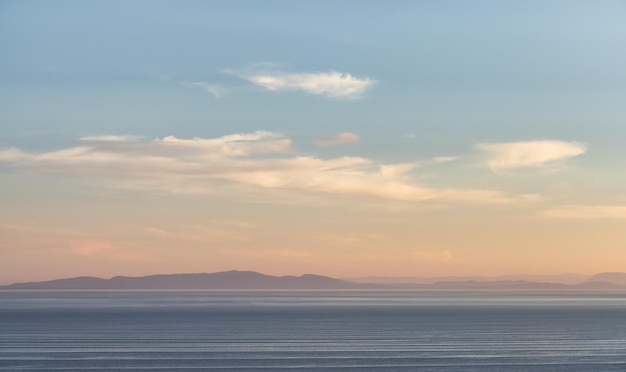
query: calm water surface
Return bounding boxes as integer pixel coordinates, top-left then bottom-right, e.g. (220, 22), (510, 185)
(1, 291), (626, 371)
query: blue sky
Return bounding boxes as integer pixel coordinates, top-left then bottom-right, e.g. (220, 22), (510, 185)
(3, 0), (625, 145)
(1, 1), (625, 282)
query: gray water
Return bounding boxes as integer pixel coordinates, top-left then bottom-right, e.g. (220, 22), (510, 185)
(1, 291), (626, 371)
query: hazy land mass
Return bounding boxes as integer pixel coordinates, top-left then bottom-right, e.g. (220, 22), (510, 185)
(2, 271), (626, 290)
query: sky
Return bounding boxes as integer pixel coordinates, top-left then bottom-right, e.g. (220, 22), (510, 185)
(1, 0), (626, 283)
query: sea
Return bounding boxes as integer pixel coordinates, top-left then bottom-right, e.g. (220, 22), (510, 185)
(1, 290), (626, 371)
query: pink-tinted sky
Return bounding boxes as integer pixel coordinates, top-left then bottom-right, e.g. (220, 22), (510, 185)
(1, 1), (625, 283)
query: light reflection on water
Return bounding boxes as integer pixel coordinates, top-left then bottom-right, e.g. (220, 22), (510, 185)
(1, 291), (626, 371)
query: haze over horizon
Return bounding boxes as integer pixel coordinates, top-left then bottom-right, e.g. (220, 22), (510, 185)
(2, 1), (626, 284)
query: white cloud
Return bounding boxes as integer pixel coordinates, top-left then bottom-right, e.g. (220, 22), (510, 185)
(184, 82), (224, 98)
(477, 140), (587, 172)
(233, 67), (375, 99)
(0, 132), (532, 205)
(155, 131), (292, 157)
(379, 162), (418, 178)
(0, 148), (26, 161)
(316, 132), (360, 146)
(431, 156), (458, 164)
(80, 135), (142, 142)
(543, 205), (626, 219)
(77, 131), (292, 158)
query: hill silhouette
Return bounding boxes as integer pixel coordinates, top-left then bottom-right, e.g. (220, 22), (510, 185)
(2, 271), (626, 290)
(0, 271), (360, 290)
(585, 272), (626, 286)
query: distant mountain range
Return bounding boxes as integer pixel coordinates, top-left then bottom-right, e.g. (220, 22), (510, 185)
(585, 272), (626, 286)
(0, 271), (361, 290)
(2, 271), (626, 290)
(344, 273), (589, 285)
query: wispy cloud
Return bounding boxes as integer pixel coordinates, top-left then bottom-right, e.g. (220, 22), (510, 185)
(316, 132), (360, 146)
(0, 223), (91, 237)
(477, 140), (587, 172)
(431, 156), (458, 164)
(65, 239), (147, 261)
(76, 131), (292, 158)
(80, 135), (142, 142)
(230, 65), (375, 99)
(183, 81), (224, 98)
(543, 205), (626, 219)
(316, 232), (393, 248)
(0, 132), (531, 205)
(69, 239), (116, 256)
(157, 223), (254, 243)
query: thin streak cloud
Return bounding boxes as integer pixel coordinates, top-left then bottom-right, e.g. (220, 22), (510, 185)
(316, 132), (360, 146)
(543, 205), (626, 219)
(183, 82), (224, 98)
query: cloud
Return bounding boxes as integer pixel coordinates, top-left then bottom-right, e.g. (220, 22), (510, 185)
(0, 132), (531, 205)
(65, 239), (147, 261)
(316, 132), (360, 146)
(0, 223), (91, 237)
(154, 131), (292, 157)
(431, 156), (458, 164)
(232, 67), (375, 99)
(147, 223), (254, 243)
(379, 162), (418, 178)
(316, 232), (392, 248)
(543, 205), (626, 219)
(69, 239), (116, 256)
(477, 140), (587, 172)
(77, 131), (292, 159)
(184, 82), (224, 98)
(80, 135), (142, 142)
